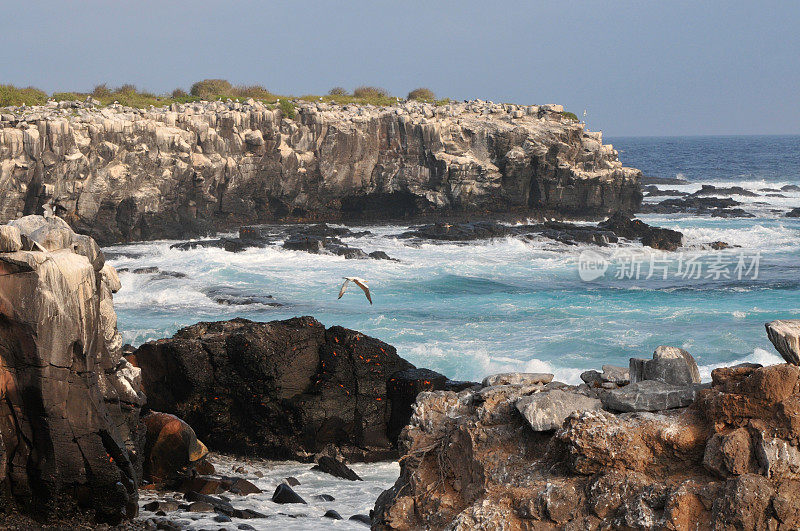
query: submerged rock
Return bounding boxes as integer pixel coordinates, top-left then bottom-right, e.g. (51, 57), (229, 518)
(311, 456), (363, 481)
(598, 212), (683, 250)
(272, 484), (307, 504)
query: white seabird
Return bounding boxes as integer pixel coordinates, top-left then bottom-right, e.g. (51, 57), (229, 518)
(338, 277), (372, 305)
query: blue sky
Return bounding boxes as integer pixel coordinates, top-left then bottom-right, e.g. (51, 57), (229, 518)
(2, 0), (798, 136)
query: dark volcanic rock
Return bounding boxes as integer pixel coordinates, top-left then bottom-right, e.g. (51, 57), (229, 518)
(641, 196), (741, 215)
(350, 514), (372, 526)
(401, 221), (515, 241)
(710, 208), (756, 218)
(642, 185), (689, 197)
(201, 286), (282, 307)
(786, 207), (800, 218)
(272, 484), (307, 504)
(640, 175), (689, 185)
(324, 509), (343, 520)
(691, 184), (758, 197)
(129, 317), (416, 461)
(312, 456), (363, 481)
(387, 368), (451, 444)
(598, 212), (683, 251)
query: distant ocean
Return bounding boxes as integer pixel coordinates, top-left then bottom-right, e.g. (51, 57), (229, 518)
(110, 135), (800, 385)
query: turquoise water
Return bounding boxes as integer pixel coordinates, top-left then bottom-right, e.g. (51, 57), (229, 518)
(110, 136), (800, 383)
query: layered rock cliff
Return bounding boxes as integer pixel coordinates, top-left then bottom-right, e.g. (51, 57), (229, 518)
(0, 216), (144, 522)
(374, 353), (800, 529)
(0, 99), (641, 244)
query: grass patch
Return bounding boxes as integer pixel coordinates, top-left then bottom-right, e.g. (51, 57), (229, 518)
(561, 111), (579, 121)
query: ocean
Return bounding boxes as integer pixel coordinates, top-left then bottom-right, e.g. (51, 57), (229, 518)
(109, 135), (800, 384)
(116, 134), (800, 528)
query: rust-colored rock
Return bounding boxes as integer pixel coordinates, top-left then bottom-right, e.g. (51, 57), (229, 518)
(375, 361), (800, 530)
(143, 412), (208, 483)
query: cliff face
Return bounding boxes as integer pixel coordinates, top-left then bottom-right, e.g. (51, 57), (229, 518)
(0, 99), (641, 244)
(0, 216), (143, 522)
(374, 362), (800, 530)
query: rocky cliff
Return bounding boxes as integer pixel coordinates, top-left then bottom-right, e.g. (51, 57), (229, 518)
(0, 99), (641, 244)
(0, 216), (144, 522)
(374, 338), (800, 529)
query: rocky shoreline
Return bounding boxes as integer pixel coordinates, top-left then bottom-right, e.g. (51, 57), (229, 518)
(2, 213), (800, 529)
(0, 98), (641, 245)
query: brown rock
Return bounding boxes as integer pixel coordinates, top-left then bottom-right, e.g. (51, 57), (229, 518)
(143, 412), (208, 483)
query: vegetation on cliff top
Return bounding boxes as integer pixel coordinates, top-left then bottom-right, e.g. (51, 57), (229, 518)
(2, 80), (506, 112)
(1, 79), (452, 110)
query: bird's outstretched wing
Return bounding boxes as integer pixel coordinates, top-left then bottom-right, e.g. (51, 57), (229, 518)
(338, 278), (350, 299)
(352, 278), (372, 304)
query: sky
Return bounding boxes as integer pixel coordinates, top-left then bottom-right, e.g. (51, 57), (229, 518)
(2, 1), (798, 136)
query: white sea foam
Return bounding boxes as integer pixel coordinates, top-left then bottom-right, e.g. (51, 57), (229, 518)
(697, 348), (784, 382)
(137, 455), (399, 530)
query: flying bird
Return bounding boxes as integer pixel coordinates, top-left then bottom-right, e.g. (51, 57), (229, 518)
(338, 277), (372, 305)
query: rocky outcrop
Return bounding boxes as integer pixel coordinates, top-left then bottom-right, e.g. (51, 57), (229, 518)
(128, 317), (440, 462)
(766, 320), (800, 365)
(0, 215), (143, 523)
(0, 99), (641, 244)
(374, 360), (800, 529)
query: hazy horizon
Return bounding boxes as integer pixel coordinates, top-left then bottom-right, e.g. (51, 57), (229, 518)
(2, 0), (798, 137)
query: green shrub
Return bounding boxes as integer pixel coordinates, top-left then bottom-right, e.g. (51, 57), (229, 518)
(234, 84), (273, 100)
(279, 99), (296, 119)
(327, 86), (348, 96)
(52, 92), (84, 102)
(407, 87), (435, 101)
(190, 78), (234, 99)
(171, 88), (188, 98)
(0, 85), (48, 107)
(92, 84), (111, 98)
(434, 98), (451, 106)
(353, 85), (389, 99)
(117, 84), (137, 95)
(561, 111), (579, 121)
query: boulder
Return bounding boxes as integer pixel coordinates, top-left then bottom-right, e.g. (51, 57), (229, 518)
(601, 380), (707, 412)
(311, 456), (362, 481)
(786, 207), (800, 218)
(130, 317), (419, 461)
(143, 412), (209, 483)
(324, 510), (343, 519)
(630, 346), (701, 385)
(765, 319), (800, 365)
(272, 484), (307, 504)
(516, 389), (602, 431)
